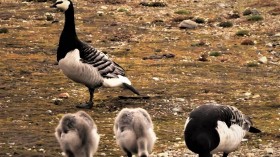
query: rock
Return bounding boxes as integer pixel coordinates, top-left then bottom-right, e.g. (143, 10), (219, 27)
(157, 152), (168, 157)
(246, 153), (254, 157)
(172, 107), (182, 113)
(258, 56), (268, 64)
(152, 77), (160, 81)
(241, 39), (255, 45)
(265, 148), (274, 154)
(198, 54), (208, 62)
(52, 98), (63, 105)
(274, 33), (280, 37)
(58, 92), (70, 99)
(46, 110), (52, 115)
(142, 53), (175, 60)
(178, 20), (198, 29)
(97, 11), (104, 16)
(243, 8), (260, 16)
(45, 13), (54, 21)
(228, 10), (240, 19)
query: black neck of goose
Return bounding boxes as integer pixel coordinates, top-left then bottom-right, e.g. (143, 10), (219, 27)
(57, 2), (79, 61)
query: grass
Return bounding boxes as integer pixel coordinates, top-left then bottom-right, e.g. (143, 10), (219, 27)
(246, 61), (259, 67)
(218, 21), (233, 28)
(194, 17), (205, 24)
(247, 15), (264, 21)
(1, 0), (280, 156)
(117, 7), (128, 12)
(236, 30), (250, 36)
(0, 28), (8, 33)
(174, 9), (191, 15)
(209, 51), (222, 57)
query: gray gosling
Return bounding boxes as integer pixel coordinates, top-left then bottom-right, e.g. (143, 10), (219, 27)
(55, 111), (100, 157)
(114, 108), (156, 157)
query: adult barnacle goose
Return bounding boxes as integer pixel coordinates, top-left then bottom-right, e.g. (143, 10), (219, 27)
(184, 103), (261, 157)
(55, 111), (100, 157)
(114, 108), (156, 157)
(51, 0), (140, 109)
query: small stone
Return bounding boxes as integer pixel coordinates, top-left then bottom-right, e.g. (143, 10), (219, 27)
(157, 152), (168, 157)
(252, 94), (260, 99)
(100, 153), (106, 156)
(242, 138), (248, 142)
(241, 39), (255, 45)
(152, 77), (160, 81)
(178, 20), (198, 29)
(246, 153), (254, 157)
(172, 107), (182, 113)
(97, 11), (104, 16)
(46, 110), (52, 114)
(258, 56), (268, 64)
(228, 10), (240, 19)
(274, 33), (280, 37)
(58, 92), (70, 99)
(198, 54), (208, 62)
(100, 6), (108, 10)
(52, 98), (63, 105)
(265, 148), (274, 154)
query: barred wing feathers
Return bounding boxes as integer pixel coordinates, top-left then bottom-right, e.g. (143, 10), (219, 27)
(79, 42), (125, 78)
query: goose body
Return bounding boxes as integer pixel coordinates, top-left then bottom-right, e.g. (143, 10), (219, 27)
(55, 111), (100, 157)
(184, 103), (261, 157)
(114, 108), (156, 157)
(52, 0), (139, 109)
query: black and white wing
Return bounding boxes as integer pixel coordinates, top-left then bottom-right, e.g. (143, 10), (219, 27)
(79, 42), (125, 78)
(216, 105), (261, 132)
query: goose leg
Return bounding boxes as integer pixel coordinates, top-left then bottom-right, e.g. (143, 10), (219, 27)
(222, 153), (229, 157)
(76, 88), (94, 109)
(126, 152), (132, 157)
(199, 153), (212, 157)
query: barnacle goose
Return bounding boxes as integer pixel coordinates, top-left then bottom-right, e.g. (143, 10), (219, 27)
(51, 0), (140, 109)
(114, 108), (156, 157)
(184, 103), (261, 157)
(55, 111), (100, 157)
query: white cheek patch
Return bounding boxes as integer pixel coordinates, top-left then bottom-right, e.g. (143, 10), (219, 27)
(56, 0), (70, 11)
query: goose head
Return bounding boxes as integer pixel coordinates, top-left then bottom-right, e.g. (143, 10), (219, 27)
(51, 0), (71, 12)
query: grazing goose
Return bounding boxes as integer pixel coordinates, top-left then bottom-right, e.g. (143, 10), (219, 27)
(51, 0), (140, 109)
(55, 111), (100, 157)
(184, 103), (261, 157)
(114, 108), (156, 157)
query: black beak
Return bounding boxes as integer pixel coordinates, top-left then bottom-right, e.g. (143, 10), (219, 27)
(50, 4), (57, 8)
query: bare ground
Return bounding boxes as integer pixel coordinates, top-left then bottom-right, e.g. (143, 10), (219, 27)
(0, 0), (280, 156)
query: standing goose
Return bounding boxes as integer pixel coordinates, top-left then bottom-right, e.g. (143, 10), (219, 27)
(55, 111), (100, 157)
(184, 103), (261, 157)
(114, 108), (156, 157)
(51, 0), (140, 109)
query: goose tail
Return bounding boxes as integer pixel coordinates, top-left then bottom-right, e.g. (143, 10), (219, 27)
(123, 83), (140, 95)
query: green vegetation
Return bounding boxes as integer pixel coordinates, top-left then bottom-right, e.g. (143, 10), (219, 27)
(218, 21), (233, 28)
(0, 28), (8, 34)
(117, 8), (128, 12)
(236, 30), (250, 36)
(194, 17), (205, 24)
(247, 15), (264, 21)
(139, 2), (167, 7)
(209, 51), (222, 57)
(246, 61), (259, 67)
(174, 9), (191, 15)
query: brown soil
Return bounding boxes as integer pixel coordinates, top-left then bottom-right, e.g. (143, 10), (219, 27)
(0, 0), (279, 156)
